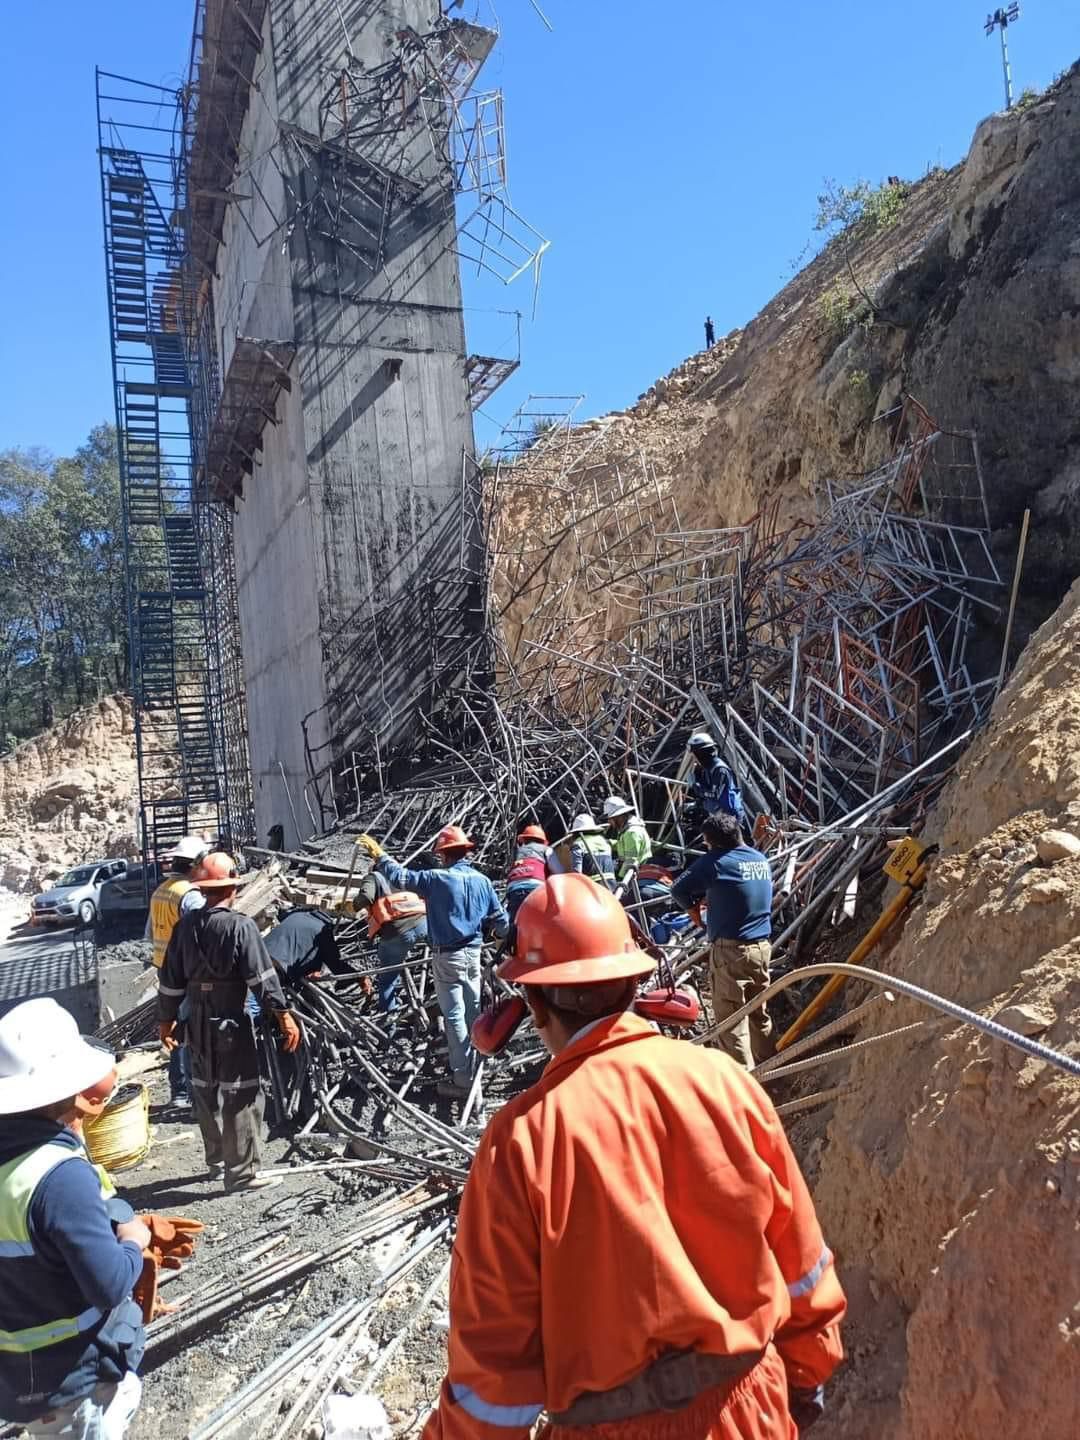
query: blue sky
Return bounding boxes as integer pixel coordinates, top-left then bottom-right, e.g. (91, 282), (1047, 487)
(0, 2), (1074, 458)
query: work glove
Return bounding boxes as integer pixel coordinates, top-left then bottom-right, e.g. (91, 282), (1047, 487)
(158, 1020), (178, 1051)
(356, 834), (384, 860)
(789, 1385), (825, 1432)
(276, 1010), (302, 1053)
(137, 1214), (205, 1268)
(688, 904), (704, 930)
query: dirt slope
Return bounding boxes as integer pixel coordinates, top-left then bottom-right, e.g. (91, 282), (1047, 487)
(0, 697), (141, 892)
(497, 64), (1080, 665)
(809, 579), (1080, 1438)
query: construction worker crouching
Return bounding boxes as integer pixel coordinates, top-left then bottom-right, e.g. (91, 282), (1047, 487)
(146, 835), (209, 1109)
(0, 999), (149, 1436)
(357, 827), (508, 1099)
(671, 815), (774, 1068)
(157, 852), (302, 1192)
(602, 795), (652, 883)
(547, 812), (616, 888)
(423, 874), (845, 1440)
(354, 865), (428, 1013)
(504, 825), (550, 923)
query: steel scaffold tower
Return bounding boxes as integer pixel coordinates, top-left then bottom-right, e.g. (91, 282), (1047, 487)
(96, 69), (253, 862)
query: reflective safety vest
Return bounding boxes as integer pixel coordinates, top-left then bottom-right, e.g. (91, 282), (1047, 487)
(367, 891), (426, 940)
(150, 876), (192, 968)
(578, 834), (616, 886)
(0, 1142), (112, 1354)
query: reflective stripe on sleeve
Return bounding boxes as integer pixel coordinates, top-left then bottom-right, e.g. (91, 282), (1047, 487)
(0, 1239), (35, 1258)
(158, 984), (186, 997)
(450, 1385), (544, 1428)
(252, 968), (279, 984)
(788, 1245), (832, 1299)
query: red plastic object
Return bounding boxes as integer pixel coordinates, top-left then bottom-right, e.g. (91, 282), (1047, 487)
(634, 988), (701, 1028)
(471, 995), (529, 1056)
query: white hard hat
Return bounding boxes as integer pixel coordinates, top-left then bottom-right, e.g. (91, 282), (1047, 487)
(569, 812), (602, 834)
(687, 731), (717, 752)
(172, 834), (209, 862)
(601, 796), (634, 820)
(0, 999), (115, 1115)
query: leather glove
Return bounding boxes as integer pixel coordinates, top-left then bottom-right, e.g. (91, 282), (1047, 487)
(276, 1011), (302, 1053)
(688, 904), (704, 930)
(356, 834), (384, 860)
(132, 1253), (178, 1322)
(789, 1385), (825, 1432)
(137, 1214), (205, 1268)
(158, 1021), (178, 1051)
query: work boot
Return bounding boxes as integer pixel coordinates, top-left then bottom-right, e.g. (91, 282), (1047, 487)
(227, 1174), (282, 1193)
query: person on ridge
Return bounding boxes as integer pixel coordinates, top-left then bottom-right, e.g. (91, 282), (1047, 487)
(705, 314), (716, 349)
(602, 795), (652, 883)
(504, 825), (550, 923)
(158, 852), (302, 1192)
(357, 827), (508, 1099)
(422, 875), (845, 1440)
(0, 998), (149, 1436)
(671, 814), (774, 1068)
(145, 834), (209, 1109)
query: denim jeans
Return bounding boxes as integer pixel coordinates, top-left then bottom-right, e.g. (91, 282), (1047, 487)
(168, 995), (192, 1100)
(430, 945), (482, 1088)
(505, 882), (540, 923)
(375, 920), (428, 1012)
(25, 1373), (142, 1439)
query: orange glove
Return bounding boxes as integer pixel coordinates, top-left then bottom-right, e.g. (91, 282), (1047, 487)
(137, 1214), (204, 1268)
(132, 1253), (177, 1321)
(158, 1021), (178, 1051)
(276, 1011), (302, 1053)
(689, 904), (704, 930)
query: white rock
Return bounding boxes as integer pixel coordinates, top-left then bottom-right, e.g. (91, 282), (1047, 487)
(994, 1003), (1053, 1037)
(1035, 829), (1080, 864)
(323, 1394), (390, 1440)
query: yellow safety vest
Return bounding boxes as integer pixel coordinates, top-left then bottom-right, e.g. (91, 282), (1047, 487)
(0, 1141), (113, 1353)
(150, 876), (192, 968)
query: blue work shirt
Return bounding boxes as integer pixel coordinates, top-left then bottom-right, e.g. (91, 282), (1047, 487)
(671, 844), (772, 943)
(376, 856), (509, 950)
(690, 756), (744, 822)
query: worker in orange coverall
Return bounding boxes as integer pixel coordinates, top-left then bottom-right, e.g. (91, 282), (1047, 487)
(422, 873), (845, 1440)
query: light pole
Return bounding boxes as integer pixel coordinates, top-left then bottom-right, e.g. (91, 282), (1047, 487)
(985, 4), (1021, 110)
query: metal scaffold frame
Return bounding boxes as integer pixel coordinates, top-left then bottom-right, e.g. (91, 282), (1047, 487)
(96, 67), (255, 863)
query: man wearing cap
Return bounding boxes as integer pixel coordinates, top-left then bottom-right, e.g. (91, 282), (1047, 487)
(356, 827), (509, 1099)
(422, 876), (845, 1440)
(601, 796), (652, 883)
(158, 852), (302, 1192)
(145, 834), (209, 1110)
(686, 731), (744, 827)
(0, 998), (149, 1436)
(547, 813), (617, 889)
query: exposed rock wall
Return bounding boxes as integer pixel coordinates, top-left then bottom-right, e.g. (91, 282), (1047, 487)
(0, 697), (141, 892)
(497, 64), (1080, 666)
(809, 579), (1080, 1438)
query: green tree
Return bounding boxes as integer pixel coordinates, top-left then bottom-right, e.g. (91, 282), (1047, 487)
(0, 424), (128, 743)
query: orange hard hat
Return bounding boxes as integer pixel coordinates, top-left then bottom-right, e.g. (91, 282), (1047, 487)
(192, 851), (240, 889)
(517, 824), (547, 845)
(433, 824), (474, 854)
(498, 874), (654, 987)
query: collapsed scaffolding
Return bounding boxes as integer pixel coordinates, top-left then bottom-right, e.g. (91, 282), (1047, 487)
(303, 395), (1004, 971)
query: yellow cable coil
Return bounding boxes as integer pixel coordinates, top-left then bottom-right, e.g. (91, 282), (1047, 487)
(83, 1082), (152, 1171)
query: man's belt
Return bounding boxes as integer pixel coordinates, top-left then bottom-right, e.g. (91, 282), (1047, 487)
(549, 1347), (765, 1427)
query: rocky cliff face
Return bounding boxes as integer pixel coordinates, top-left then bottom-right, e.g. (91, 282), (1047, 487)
(808, 577), (1080, 1439)
(496, 64), (1080, 664)
(0, 697), (141, 892)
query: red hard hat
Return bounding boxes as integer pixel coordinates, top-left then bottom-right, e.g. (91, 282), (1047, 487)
(192, 851), (240, 889)
(517, 824), (547, 845)
(498, 874), (654, 987)
(433, 824), (474, 854)
(471, 995), (529, 1056)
